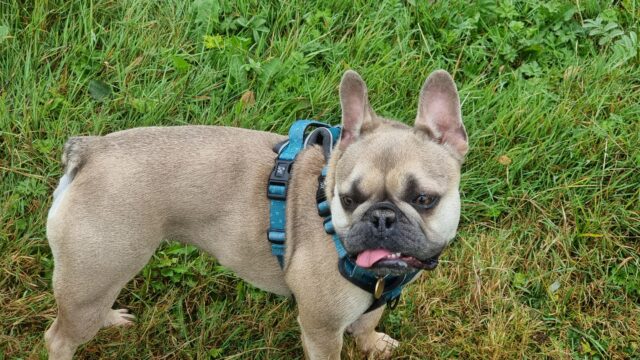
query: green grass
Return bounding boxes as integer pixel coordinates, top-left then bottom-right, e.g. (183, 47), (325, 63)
(1, 0), (639, 358)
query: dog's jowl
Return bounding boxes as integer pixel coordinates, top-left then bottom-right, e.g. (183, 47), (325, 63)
(45, 70), (468, 359)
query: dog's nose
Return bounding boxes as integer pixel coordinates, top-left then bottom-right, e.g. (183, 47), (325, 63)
(368, 203), (397, 232)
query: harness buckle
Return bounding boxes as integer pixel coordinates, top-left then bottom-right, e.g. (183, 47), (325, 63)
(267, 159), (294, 200)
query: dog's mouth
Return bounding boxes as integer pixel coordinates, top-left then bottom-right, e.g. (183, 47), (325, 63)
(353, 248), (440, 271)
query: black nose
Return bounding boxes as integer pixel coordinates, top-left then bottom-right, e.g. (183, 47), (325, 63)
(368, 203), (397, 232)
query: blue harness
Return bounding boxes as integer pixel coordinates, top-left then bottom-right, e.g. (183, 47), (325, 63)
(267, 120), (420, 313)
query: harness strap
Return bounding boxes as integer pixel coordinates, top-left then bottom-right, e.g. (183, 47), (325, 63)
(267, 120), (335, 268)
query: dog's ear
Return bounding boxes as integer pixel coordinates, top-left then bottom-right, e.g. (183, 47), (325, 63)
(415, 70), (468, 157)
(339, 70), (374, 150)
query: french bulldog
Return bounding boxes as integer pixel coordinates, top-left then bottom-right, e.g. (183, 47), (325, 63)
(44, 69), (468, 359)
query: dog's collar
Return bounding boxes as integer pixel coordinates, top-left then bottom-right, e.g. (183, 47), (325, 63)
(267, 120), (419, 313)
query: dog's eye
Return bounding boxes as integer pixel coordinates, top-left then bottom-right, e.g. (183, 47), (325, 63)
(412, 194), (439, 209)
(340, 195), (355, 209)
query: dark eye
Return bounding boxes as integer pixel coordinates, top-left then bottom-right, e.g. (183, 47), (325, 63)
(412, 194), (439, 209)
(340, 195), (354, 209)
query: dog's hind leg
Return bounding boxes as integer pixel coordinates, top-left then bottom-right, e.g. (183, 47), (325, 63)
(347, 306), (398, 359)
(44, 222), (159, 360)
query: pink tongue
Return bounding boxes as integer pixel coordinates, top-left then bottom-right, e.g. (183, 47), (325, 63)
(355, 249), (392, 268)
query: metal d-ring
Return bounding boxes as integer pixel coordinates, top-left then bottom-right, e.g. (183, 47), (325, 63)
(374, 277), (385, 299)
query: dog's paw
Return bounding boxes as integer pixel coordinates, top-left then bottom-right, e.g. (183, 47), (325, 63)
(360, 331), (399, 359)
(103, 308), (136, 328)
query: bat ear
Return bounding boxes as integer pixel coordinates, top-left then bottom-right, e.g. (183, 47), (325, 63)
(415, 70), (468, 157)
(339, 70), (374, 150)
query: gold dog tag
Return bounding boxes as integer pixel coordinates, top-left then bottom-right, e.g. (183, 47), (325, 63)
(374, 278), (385, 299)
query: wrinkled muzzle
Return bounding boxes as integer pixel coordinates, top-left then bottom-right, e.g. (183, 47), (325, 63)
(342, 202), (443, 275)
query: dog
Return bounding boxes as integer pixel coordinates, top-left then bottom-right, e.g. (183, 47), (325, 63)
(44, 69), (468, 359)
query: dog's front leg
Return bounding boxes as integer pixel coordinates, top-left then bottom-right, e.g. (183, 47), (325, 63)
(347, 306), (398, 359)
(297, 311), (344, 360)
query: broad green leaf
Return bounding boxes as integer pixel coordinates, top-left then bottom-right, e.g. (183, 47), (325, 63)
(88, 79), (111, 101)
(171, 55), (191, 73)
(203, 34), (224, 49)
(513, 272), (527, 287)
(193, 0), (220, 25)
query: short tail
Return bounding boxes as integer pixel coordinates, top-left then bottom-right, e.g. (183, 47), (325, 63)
(49, 136), (98, 218)
(61, 136), (98, 179)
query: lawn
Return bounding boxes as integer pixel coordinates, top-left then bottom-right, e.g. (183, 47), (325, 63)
(1, 0), (639, 358)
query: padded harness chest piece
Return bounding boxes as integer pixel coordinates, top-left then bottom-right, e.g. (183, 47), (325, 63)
(267, 121), (338, 268)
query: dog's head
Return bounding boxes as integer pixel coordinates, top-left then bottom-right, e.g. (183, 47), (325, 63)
(326, 70), (468, 276)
